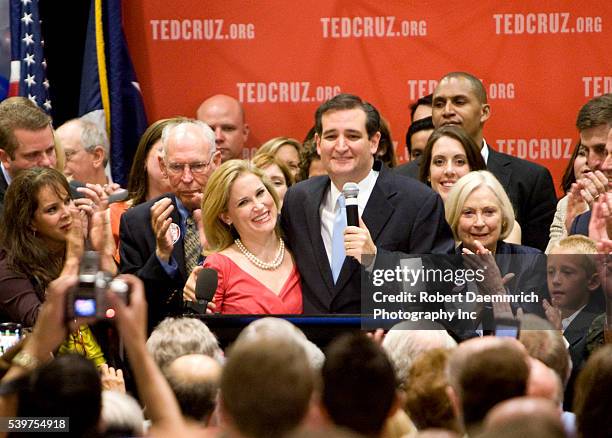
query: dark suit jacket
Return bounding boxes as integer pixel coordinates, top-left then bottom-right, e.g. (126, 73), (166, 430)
(456, 241), (547, 317)
(565, 300), (603, 369)
(394, 147), (557, 252)
(119, 194), (186, 332)
(281, 163), (454, 314)
(569, 210), (590, 236)
(563, 298), (603, 411)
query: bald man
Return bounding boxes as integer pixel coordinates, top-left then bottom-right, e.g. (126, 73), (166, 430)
(483, 397), (565, 437)
(164, 354), (221, 427)
(196, 94), (249, 162)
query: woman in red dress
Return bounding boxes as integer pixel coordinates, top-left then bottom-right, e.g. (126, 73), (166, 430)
(198, 160), (302, 314)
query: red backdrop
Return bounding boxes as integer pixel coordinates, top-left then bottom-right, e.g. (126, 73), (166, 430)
(123, 0), (612, 194)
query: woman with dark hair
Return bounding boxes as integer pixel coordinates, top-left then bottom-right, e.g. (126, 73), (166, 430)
(546, 141), (590, 253)
(418, 125), (486, 201)
(126, 118), (180, 206)
(419, 126), (521, 244)
(298, 137), (326, 182)
(375, 116), (398, 168)
(0, 168), (112, 363)
(109, 118), (178, 250)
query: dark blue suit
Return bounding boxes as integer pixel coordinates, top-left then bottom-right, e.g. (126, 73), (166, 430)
(281, 162), (454, 314)
(456, 241), (547, 317)
(569, 211), (590, 236)
(119, 194), (187, 331)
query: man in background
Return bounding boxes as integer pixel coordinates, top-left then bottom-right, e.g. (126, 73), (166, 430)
(196, 94), (249, 162)
(56, 118), (111, 186)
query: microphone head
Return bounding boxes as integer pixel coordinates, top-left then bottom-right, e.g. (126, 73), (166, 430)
(108, 189), (129, 204)
(195, 268), (218, 301)
(342, 182), (359, 199)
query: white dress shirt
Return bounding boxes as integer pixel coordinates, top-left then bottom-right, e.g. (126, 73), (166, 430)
(481, 140), (490, 164)
(320, 169), (379, 267)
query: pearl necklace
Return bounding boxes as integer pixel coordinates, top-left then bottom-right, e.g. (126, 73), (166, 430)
(234, 237), (285, 270)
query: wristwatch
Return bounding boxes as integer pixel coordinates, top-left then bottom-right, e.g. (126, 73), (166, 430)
(11, 350), (40, 371)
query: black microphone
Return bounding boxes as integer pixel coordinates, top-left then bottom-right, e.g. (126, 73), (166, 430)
(184, 268), (218, 315)
(69, 180), (128, 204)
(342, 182), (359, 227)
(108, 189), (129, 204)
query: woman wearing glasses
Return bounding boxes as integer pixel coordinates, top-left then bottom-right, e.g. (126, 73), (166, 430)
(197, 160), (302, 314)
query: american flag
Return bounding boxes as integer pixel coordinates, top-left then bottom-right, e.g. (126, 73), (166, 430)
(8, 0), (51, 112)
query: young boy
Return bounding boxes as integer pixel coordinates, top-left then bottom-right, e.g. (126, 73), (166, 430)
(545, 236), (602, 332)
(545, 235), (605, 410)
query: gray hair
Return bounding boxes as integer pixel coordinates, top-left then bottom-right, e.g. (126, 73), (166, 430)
(445, 170), (516, 242)
(101, 390), (145, 436)
(160, 119), (216, 159)
(382, 321), (457, 387)
(78, 119), (110, 166)
(236, 317), (325, 370)
(146, 317), (223, 370)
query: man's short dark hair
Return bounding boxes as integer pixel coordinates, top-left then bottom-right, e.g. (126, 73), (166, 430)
(0, 100), (51, 158)
(438, 72), (488, 104)
(576, 93), (612, 132)
(410, 94), (433, 121)
(22, 354), (102, 437)
(315, 93), (380, 139)
(405, 116), (434, 154)
(221, 338), (314, 438)
(322, 332), (397, 436)
(448, 342), (528, 429)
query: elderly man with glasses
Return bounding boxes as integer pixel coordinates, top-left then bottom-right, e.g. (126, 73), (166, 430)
(119, 119), (221, 332)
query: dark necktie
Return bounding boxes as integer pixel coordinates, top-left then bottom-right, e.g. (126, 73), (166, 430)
(184, 215), (201, 274)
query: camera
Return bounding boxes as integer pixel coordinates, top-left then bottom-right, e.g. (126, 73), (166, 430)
(67, 251), (129, 320)
(0, 323), (22, 354)
(494, 317), (521, 339)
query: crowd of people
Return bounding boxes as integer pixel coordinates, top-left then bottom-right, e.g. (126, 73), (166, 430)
(0, 71), (610, 437)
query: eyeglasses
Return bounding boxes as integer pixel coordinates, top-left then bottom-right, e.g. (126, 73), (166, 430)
(166, 156), (213, 175)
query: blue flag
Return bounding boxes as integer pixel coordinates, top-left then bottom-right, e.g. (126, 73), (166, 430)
(79, 0), (148, 187)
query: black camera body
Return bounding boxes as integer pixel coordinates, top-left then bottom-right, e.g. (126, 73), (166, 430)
(66, 251), (128, 320)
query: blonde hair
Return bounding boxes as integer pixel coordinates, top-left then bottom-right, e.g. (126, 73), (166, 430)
(202, 160), (280, 253)
(548, 235), (598, 276)
(252, 153), (295, 186)
(445, 170), (515, 242)
(255, 136), (301, 157)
